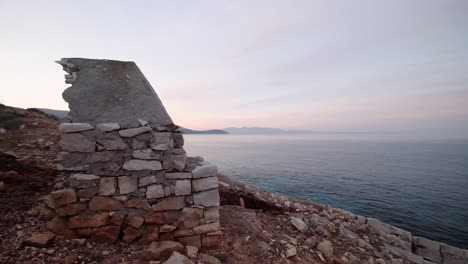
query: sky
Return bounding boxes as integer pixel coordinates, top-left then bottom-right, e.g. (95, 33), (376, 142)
(0, 0), (467, 138)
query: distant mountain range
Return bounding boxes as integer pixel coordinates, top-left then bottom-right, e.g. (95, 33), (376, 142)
(179, 128), (228, 135)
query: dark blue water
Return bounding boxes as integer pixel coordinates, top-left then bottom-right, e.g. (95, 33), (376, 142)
(184, 134), (468, 249)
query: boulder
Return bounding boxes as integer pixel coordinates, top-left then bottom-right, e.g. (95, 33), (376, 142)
(50, 188), (77, 207)
(47, 216), (76, 238)
(91, 226), (121, 243)
(143, 241), (184, 260)
(122, 226), (142, 243)
(126, 215), (144, 228)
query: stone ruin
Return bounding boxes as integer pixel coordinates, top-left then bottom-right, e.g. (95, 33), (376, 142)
(45, 58), (221, 248)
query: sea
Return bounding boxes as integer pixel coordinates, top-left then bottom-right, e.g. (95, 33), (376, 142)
(183, 134), (468, 249)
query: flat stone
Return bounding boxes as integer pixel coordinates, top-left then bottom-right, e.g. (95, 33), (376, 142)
(193, 222), (220, 235)
(132, 149), (161, 160)
(140, 225), (160, 244)
(89, 196), (123, 211)
(192, 177), (218, 192)
(56, 203), (87, 216)
(150, 132), (171, 145)
(118, 176), (138, 194)
(175, 180), (191, 196)
(317, 240), (333, 256)
(87, 151), (123, 163)
(203, 207), (220, 223)
(178, 208), (203, 229)
(166, 172), (192, 180)
(139, 175), (158, 187)
(198, 254), (221, 264)
(192, 162), (218, 179)
(160, 224), (177, 233)
(123, 160), (162, 171)
(99, 177), (116, 195)
(126, 199), (151, 210)
(96, 123), (120, 132)
(59, 134), (95, 152)
(368, 217), (412, 241)
(50, 188), (77, 207)
(413, 236), (441, 263)
(145, 211), (179, 224)
(163, 251), (194, 264)
(57, 58), (174, 127)
(441, 243), (467, 264)
(193, 189), (220, 207)
(119, 126), (153, 138)
(23, 233), (55, 248)
(47, 216), (76, 238)
(126, 215), (144, 228)
(143, 241), (184, 260)
(59, 123), (94, 133)
(152, 196), (186, 211)
(291, 217), (308, 233)
(285, 245), (297, 258)
(185, 245), (198, 259)
(96, 133), (128, 150)
(68, 212), (109, 228)
(147, 184), (165, 199)
(71, 173), (99, 181)
(91, 226), (121, 243)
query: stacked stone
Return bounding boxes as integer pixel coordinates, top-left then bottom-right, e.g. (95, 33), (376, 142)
(46, 121), (221, 247)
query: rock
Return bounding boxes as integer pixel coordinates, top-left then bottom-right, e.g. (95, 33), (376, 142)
(71, 173), (100, 181)
(368, 218), (411, 241)
(285, 244), (297, 258)
(192, 176), (218, 192)
(160, 224), (177, 233)
(57, 58), (174, 127)
(152, 196), (186, 211)
(58, 123), (94, 133)
(59, 134), (95, 152)
(304, 236), (318, 248)
(91, 226), (121, 243)
(50, 188), (77, 207)
(145, 212), (178, 224)
(119, 126), (153, 137)
(123, 226), (142, 243)
(139, 175), (159, 187)
(290, 217), (308, 233)
(163, 251), (194, 264)
(89, 196), (123, 211)
(178, 208), (203, 229)
(123, 159), (163, 171)
(96, 123), (120, 132)
(143, 241), (184, 260)
(99, 177), (116, 195)
(56, 203), (87, 216)
(23, 233), (55, 248)
(193, 222), (220, 235)
(202, 235), (220, 248)
(147, 184), (165, 199)
(440, 243), (467, 264)
(96, 133), (128, 150)
(68, 212), (109, 228)
(203, 207), (220, 223)
(118, 176), (138, 194)
(192, 162), (218, 179)
(173, 133), (184, 148)
(317, 240), (333, 256)
(413, 236), (441, 263)
(198, 253), (221, 264)
(47, 216), (76, 238)
(77, 188), (99, 198)
(193, 189), (220, 207)
(175, 180), (191, 196)
(132, 149), (161, 160)
(0, 181), (6, 192)
(140, 225), (160, 243)
(126, 215), (144, 228)
(185, 245), (198, 259)
(126, 199), (152, 210)
(166, 172), (192, 180)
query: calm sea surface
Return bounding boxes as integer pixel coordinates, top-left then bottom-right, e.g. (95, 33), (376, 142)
(184, 134), (468, 249)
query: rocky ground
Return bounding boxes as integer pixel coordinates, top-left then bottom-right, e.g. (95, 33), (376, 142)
(0, 104), (466, 264)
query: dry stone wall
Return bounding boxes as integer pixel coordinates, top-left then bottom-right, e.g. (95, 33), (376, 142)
(47, 122), (221, 247)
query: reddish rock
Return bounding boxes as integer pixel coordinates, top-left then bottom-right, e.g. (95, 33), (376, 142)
(176, 235), (201, 248)
(91, 226), (121, 243)
(50, 188), (77, 207)
(159, 232), (175, 242)
(178, 207), (203, 229)
(68, 212), (109, 228)
(77, 188), (98, 198)
(123, 226), (142, 243)
(126, 199), (151, 210)
(140, 225), (160, 244)
(145, 212), (172, 224)
(143, 241), (184, 260)
(202, 235), (220, 248)
(75, 228), (96, 237)
(160, 224), (177, 233)
(126, 215), (144, 228)
(193, 222), (220, 235)
(89, 196), (123, 211)
(110, 213), (126, 226)
(151, 196), (186, 211)
(23, 233), (55, 248)
(47, 216), (77, 238)
(56, 203), (87, 216)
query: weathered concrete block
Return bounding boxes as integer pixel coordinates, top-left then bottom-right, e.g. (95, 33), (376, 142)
(175, 180), (191, 196)
(192, 162), (218, 179)
(59, 123), (94, 133)
(192, 176), (218, 192)
(123, 160), (162, 171)
(147, 184), (165, 199)
(118, 176), (138, 194)
(193, 189), (220, 207)
(96, 123), (120, 132)
(60, 134), (95, 152)
(99, 177), (116, 195)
